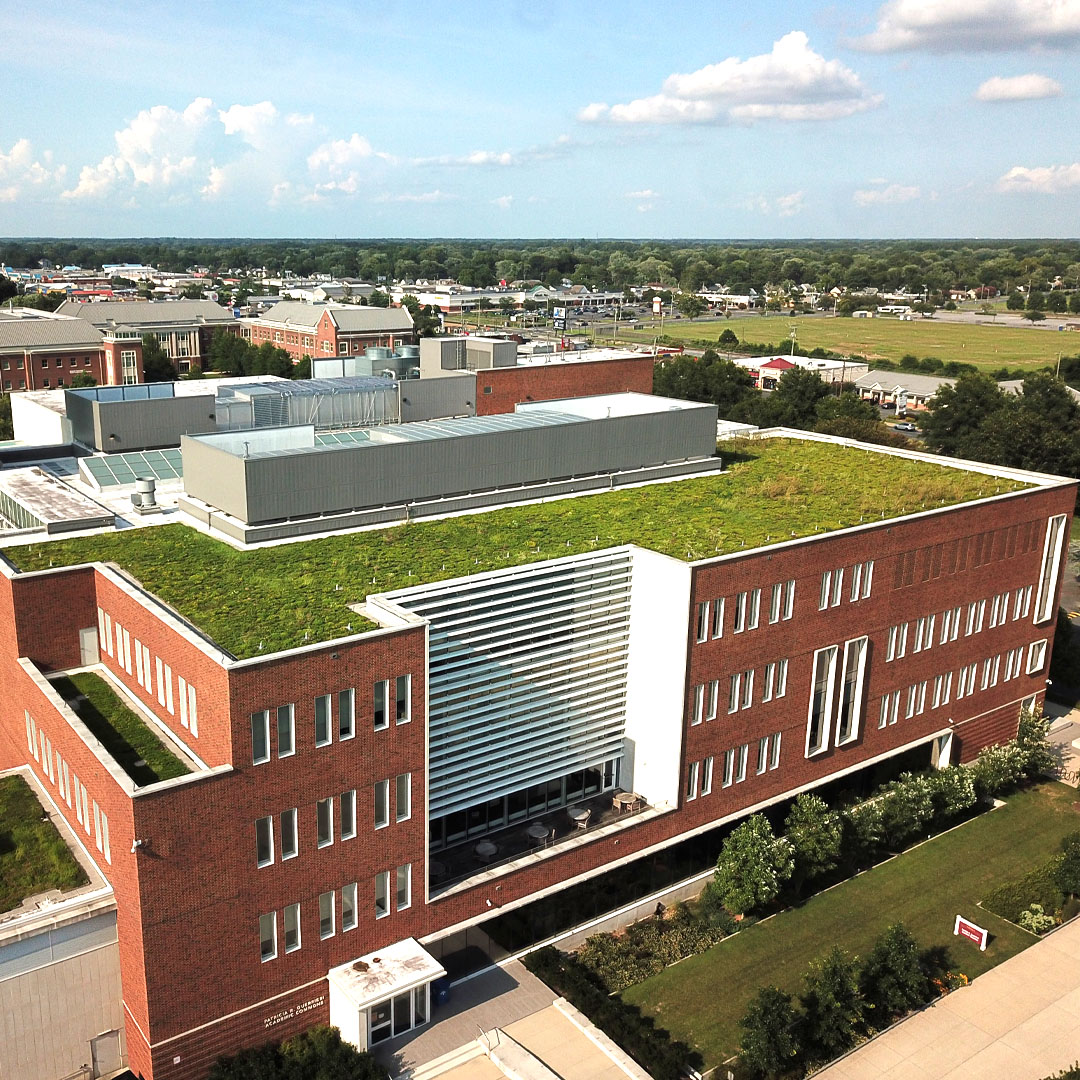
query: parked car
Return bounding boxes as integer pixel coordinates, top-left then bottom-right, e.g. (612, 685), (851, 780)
(895, 422), (918, 432)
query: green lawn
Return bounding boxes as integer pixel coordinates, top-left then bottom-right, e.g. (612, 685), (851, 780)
(622, 782), (1080, 1067)
(53, 672), (190, 786)
(4, 440), (1024, 658)
(0, 773), (88, 912)
(614, 314), (1074, 369)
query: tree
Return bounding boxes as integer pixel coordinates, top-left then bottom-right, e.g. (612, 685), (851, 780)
(294, 355), (312, 380)
(676, 293), (706, 320)
(207, 1025), (386, 1080)
(1052, 831), (1080, 897)
(367, 289), (390, 308)
(858, 923), (930, 1025)
(652, 351), (755, 417)
(1006, 292), (1026, 310)
(718, 327), (739, 349)
(1016, 703), (1055, 778)
(800, 947), (865, 1061)
(784, 793), (842, 890)
(814, 392), (878, 424)
(400, 294), (441, 337)
(1047, 292), (1068, 313)
(739, 986), (800, 1079)
(0, 275), (16, 303)
(250, 341), (294, 378)
(713, 814), (794, 915)
(140, 334), (176, 382)
(209, 328), (253, 374)
(70, 372), (97, 388)
(1022, 309), (1046, 323)
(878, 772), (935, 849)
(744, 368), (831, 429)
(917, 371), (1007, 457)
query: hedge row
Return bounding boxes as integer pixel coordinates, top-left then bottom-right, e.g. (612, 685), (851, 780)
(982, 856), (1066, 924)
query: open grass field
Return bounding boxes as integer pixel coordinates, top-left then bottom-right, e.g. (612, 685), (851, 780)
(53, 672), (190, 785)
(5, 440), (1024, 658)
(0, 773), (88, 912)
(622, 781), (1080, 1068)
(616, 315), (1074, 369)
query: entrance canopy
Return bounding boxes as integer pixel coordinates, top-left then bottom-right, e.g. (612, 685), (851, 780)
(328, 938), (445, 1011)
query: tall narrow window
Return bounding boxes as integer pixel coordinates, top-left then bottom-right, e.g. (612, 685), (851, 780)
(1036, 514), (1068, 623)
(710, 597), (725, 638)
(1028, 639), (1048, 674)
(375, 871), (390, 918)
(284, 903), (301, 953)
(396, 864), (412, 910)
(692, 684), (704, 725)
(819, 570), (832, 610)
(735, 744), (748, 782)
(850, 562), (863, 602)
(256, 816), (274, 867)
(758, 736), (769, 774)
(315, 695), (332, 747)
(763, 662), (776, 703)
(339, 689), (355, 740)
(723, 748), (735, 787)
(374, 680), (388, 731)
(776, 658), (788, 697)
(395, 675), (411, 724)
(686, 760), (699, 801)
(341, 789), (357, 840)
(317, 797), (333, 847)
(769, 582), (783, 623)
(835, 636), (868, 746)
(251, 711), (270, 765)
(319, 891), (335, 939)
(702, 756), (714, 795)
(375, 780), (390, 829)
(280, 808), (298, 860)
(396, 773), (412, 822)
(806, 645), (838, 756)
(747, 588), (761, 630)
(741, 669), (754, 709)
(783, 578), (795, 619)
(728, 673), (741, 714)
(695, 601), (709, 643)
(706, 680), (719, 721)
(770, 731), (782, 769)
(342, 883), (357, 931)
(259, 913), (277, 961)
(277, 705), (294, 758)
(734, 591), (747, 633)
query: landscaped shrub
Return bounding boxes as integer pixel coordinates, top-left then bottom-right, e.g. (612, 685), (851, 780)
(1018, 904), (1056, 934)
(879, 772), (936, 849)
(207, 1025), (386, 1080)
(785, 793), (842, 890)
(523, 946), (701, 1080)
(799, 946), (865, 1064)
(982, 857), (1065, 923)
(925, 766), (977, 823)
(969, 741), (1027, 799)
(838, 799), (886, 871)
(1053, 831), (1080, 897)
(857, 923), (932, 1025)
(739, 986), (801, 1080)
(1016, 705), (1056, 778)
(713, 814), (794, 915)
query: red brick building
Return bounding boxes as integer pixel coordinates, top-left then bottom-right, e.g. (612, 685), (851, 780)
(241, 302), (415, 363)
(0, 433), (1072, 1080)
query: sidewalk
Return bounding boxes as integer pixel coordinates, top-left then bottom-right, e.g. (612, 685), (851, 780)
(816, 916), (1080, 1080)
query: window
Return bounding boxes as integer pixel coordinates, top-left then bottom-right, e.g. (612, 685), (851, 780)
(747, 588), (761, 630)
(396, 863), (412, 910)
(711, 598), (725, 638)
(989, 593), (1003, 628)
(728, 673), (741, 714)
(315, 695), (332, 746)
(733, 588), (761, 632)
(735, 744), (748, 783)
(341, 789), (357, 840)
(807, 646), (838, 756)
(338, 689), (355, 740)
(769, 582), (783, 623)
(342, 883), (357, 931)
(686, 760), (699, 801)
(913, 616), (934, 653)
(819, 570), (832, 610)
(375, 871), (390, 918)
(775, 659), (788, 698)
(317, 797), (333, 847)
(702, 756), (714, 795)
(284, 903), (301, 953)
(742, 669), (754, 709)
(692, 684), (704, 726)
(394, 772), (412, 822)
(374, 680), (389, 730)
(706, 680), (719, 721)
(758, 736), (769, 774)
(851, 560), (873, 600)
(1036, 514), (1068, 623)
(1028, 639), (1048, 674)
(695, 601), (709, 643)
(878, 690), (900, 728)
(259, 913), (277, 961)
(734, 591), (748, 633)
(932, 672), (952, 708)
(1005, 647), (1024, 681)
(375, 780), (390, 829)
(256, 816), (274, 867)
(395, 675), (411, 724)
(251, 712), (270, 765)
(941, 606), (961, 644)
(957, 662), (978, 699)
(820, 568), (844, 609)
(769, 731), (782, 769)
(319, 891), (335, 939)
(281, 808), (298, 860)
(782, 579), (795, 619)
(763, 662), (776, 703)
(723, 748), (735, 787)
(836, 637), (868, 745)
(886, 624), (908, 662)
(1014, 585), (1033, 621)
(277, 705), (295, 758)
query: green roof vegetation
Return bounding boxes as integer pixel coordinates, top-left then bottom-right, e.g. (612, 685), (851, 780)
(52, 672), (191, 786)
(7, 439), (1027, 660)
(0, 773), (88, 913)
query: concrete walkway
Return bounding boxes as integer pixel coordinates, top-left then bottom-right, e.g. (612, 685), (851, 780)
(817, 916), (1080, 1080)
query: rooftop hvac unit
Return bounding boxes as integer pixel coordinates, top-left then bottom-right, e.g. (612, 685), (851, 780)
(130, 476), (162, 516)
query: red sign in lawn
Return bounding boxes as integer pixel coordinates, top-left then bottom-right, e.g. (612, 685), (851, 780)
(954, 914), (988, 951)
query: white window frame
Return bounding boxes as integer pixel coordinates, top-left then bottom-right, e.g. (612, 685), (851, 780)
(375, 871), (390, 919)
(396, 863), (412, 911)
(342, 883), (358, 932)
(686, 760), (699, 801)
(395, 674), (411, 725)
(806, 645), (838, 757)
(710, 597), (725, 638)
(747, 587), (761, 630)
(722, 748), (735, 787)
(835, 636), (868, 746)
(374, 679), (389, 731)
(734, 591), (747, 633)
(375, 779), (390, 829)
(341, 789), (357, 840)
(1036, 514), (1068, 624)
(284, 903), (301, 953)
(251, 711), (270, 765)
(256, 815), (274, 868)
(1027, 639), (1048, 674)
(706, 679), (719, 721)
(735, 743), (748, 783)
(692, 684), (704, 726)
(695, 601), (709, 643)
(783, 578), (795, 619)
(741, 669), (754, 709)
(339, 688), (356, 741)
(317, 796), (334, 848)
(259, 912), (277, 962)
(396, 772), (412, 823)
(728, 673), (741, 714)
(281, 808), (298, 860)
(315, 694), (332, 747)
(702, 755), (714, 795)
(757, 736), (769, 774)
(769, 731), (782, 769)
(319, 891), (335, 939)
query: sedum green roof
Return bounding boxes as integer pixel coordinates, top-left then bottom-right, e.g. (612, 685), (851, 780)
(5, 439), (1028, 660)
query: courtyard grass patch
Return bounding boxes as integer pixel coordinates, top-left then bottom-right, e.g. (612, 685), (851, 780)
(0, 773), (88, 912)
(622, 781), (1080, 1068)
(53, 672), (190, 786)
(615, 314), (1068, 369)
(4, 440), (1026, 658)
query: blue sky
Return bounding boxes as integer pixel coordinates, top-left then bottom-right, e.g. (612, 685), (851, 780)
(1, 0), (1079, 238)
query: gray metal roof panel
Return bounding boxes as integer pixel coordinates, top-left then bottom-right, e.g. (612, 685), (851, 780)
(0, 319), (103, 350)
(58, 299), (235, 328)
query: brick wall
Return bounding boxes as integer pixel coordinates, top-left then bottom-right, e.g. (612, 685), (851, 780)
(473, 356), (655, 416)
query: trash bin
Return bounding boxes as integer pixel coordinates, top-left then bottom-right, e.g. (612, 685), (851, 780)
(432, 976), (452, 1007)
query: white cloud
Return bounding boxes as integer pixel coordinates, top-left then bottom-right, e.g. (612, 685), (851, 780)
(625, 189), (659, 199)
(776, 191), (806, 217)
(975, 74), (1064, 101)
(853, 183), (921, 205)
(414, 135), (574, 168)
(0, 139), (64, 202)
(997, 162), (1080, 192)
(372, 190), (457, 204)
(852, 0), (1080, 52)
(218, 101), (279, 150)
(580, 32), (881, 125)
(492, 194), (514, 209)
